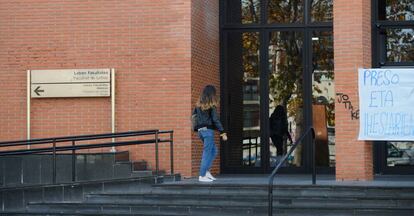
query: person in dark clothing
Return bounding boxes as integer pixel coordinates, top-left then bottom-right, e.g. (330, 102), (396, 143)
(269, 105), (292, 156)
(193, 85), (227, 182)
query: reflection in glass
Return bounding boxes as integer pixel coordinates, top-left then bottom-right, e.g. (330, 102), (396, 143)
(225, 32), (261, 168)
(268, 0), (303, 23)
(242, 32), (261, 167)
(311, 0), (333, 22)
(379, 0), (414, 21)
(242, 0), (261, 24)
(312, 31), (335, 167)
(387, 142), (414, 166)
(268, 31), (304, 167)
(226, 0), (260, 24)
(386, 28), (414, 63)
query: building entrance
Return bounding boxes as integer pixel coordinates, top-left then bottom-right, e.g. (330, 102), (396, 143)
(220, 0), (334, 174)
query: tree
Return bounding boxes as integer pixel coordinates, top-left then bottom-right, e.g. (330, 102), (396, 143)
(383, 0), (414, 62)
(241, 0), (260, 24)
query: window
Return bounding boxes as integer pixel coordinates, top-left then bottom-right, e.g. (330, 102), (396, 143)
(374, 0), (414, 66)
(311, 0), (333, 22)
(267, 0), (304, 23)
(225, 0), (261, 24)
(373, 0), (414, 174)
(378, 0), (414, 21)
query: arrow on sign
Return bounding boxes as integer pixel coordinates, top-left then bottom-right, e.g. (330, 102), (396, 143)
(34, 86), (44, 96)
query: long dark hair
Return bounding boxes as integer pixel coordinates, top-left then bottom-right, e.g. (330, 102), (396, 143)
(197, 85), (219, 111)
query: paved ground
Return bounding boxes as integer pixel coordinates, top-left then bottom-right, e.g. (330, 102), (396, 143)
(171, 174), (414, 187)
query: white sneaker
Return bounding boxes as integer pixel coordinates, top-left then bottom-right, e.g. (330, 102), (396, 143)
(198, 176), (213, 182)
(206, 171), (217, 180)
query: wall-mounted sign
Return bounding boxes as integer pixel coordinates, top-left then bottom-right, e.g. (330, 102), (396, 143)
(30, 69), (111, 98)
(358, 68), (414, 141)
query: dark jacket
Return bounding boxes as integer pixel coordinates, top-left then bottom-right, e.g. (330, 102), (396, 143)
(269, 112), (289, 138)
(269, 112), (292, 142)
(193, 106), (224, 132)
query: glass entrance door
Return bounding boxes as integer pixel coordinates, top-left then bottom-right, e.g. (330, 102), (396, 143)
(222, 29), (334, 173)
(267, 30), (335, 172)
(222, 31), (263, 173)
(220, 0), (334, 174)
(268, 31), (305, 169)
(311, 30), (335, 171)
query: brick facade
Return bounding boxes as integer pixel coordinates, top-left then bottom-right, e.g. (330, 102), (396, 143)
(0, 0), (220, 177)
(334, 0), (374, 180)
(191, 0), (220, 176)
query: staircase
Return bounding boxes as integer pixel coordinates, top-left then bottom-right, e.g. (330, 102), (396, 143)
(2, 179), (413, 215)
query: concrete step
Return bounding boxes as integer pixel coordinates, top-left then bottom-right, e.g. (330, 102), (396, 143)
(131, 170), (154, 178)
(74, 184), (413, 215)
(0, 176), (172, 211)
(0, 210), (187, 216)
(83, 193), (414, 209)
(150, 184), (414, 199)
(26, 202), (191, 215)
(25, 202), (414, 216)
(133, 160), (149, 171)
(113, 162), (133, 178)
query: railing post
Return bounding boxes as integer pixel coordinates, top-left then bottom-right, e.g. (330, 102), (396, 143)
(155, 130), (159, 177)
(268, 180), (273, 216)
(311, 128), (316, 185)
(249, 138), (252, 166)
(53, 139), (56, 184)
(255, 137), (258, 163)
(170, 131), (174, 177)
(72, 140), (76, 182)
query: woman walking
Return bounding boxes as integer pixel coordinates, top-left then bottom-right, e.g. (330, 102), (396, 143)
(269, 105), (292, 157)
(193, 85), (227, 182)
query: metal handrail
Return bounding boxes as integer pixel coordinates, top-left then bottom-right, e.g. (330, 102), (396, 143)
(0, 129), (174, 186)
(268, 127), (315, 216)
(0, 130), (159, 147)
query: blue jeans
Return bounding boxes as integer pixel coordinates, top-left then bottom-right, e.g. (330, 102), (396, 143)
(198, 129), (217, 177)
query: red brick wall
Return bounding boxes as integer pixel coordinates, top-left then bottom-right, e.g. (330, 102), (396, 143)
(0, 1), (193, 176)
(334, 0), (373, 181)
(190, 0), (220, 176)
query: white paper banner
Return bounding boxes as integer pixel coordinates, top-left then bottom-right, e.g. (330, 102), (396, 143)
(359, 68), (414, 140)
